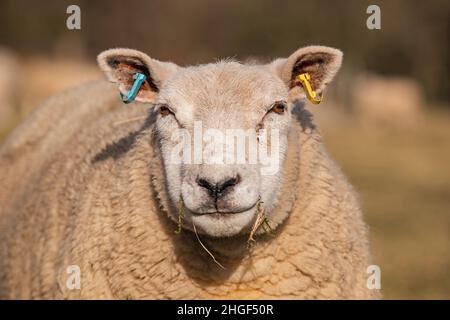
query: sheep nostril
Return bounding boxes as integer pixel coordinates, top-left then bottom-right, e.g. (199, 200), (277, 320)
(218, 175), (241, 194)
(196, 175), (241, 200)
(197, 178), (215, 193)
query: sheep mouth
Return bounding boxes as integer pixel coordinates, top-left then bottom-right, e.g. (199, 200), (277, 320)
(192, 203), (258, 216)
(189, 205), (258, 238)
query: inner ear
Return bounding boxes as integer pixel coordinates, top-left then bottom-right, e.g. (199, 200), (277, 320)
(290, 52), (334, 90)
(276, 46), (343, 100)
(98, 48), (181, 103)
(106, 56), (159, 95)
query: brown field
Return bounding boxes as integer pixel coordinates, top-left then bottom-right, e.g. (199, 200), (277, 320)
(314, 107), (450, 299)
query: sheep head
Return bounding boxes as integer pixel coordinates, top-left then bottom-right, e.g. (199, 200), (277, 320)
(97, 46), (342, 238)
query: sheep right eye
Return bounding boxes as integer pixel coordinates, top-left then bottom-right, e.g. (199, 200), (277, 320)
(159, 105), (173, 117)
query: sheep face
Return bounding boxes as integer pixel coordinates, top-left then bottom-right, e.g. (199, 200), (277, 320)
(154, 63), (290, 238)
(98, 46), (342, 238)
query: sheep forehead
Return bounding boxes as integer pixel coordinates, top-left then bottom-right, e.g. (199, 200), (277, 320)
(160, 62), (288, 127)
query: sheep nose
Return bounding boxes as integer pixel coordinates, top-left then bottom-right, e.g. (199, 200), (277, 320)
(196, 175), (241, 200)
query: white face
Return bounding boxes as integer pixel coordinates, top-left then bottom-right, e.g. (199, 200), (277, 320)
(154, 63), (291, 237)
(98, 46), (342, 238)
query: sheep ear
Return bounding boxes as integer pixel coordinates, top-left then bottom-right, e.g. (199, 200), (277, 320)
(97, 48), (179, 103)
(269, 46), (343, 101)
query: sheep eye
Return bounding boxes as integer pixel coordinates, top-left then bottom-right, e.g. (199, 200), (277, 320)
(159, 105), (172, 117)
(270, 101), (286, 115)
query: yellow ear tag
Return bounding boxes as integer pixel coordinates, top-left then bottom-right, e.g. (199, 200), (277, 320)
(296, 73), (323, 104)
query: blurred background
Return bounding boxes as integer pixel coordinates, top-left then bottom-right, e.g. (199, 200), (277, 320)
(0, 0), (449, 299)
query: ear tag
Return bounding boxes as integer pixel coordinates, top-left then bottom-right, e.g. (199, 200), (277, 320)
(120, 73), (147, 104)
(296, 73), (323, 104)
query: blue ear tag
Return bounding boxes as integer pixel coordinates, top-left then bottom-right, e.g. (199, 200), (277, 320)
(120, 73), (147, 104)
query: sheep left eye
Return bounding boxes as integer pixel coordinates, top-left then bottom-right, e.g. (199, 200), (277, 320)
(270, 101), (286, 115)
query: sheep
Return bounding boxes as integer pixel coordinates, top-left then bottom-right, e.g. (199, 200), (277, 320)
(351, 73), (424, 130)
(19, 57), (102, 115)
(0, 47), (20, 135)
(0, 46), (380, 299)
